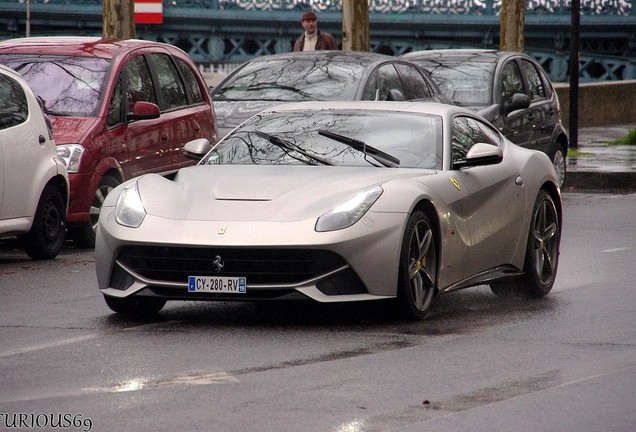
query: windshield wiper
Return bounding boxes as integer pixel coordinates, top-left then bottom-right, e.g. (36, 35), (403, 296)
(215, 82), (312, 100)
(254, 131), (332, 166)
(42, 108), (72, 116)
(318, 130), (400, 168)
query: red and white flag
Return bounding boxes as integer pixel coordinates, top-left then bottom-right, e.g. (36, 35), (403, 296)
(134, 0), (163, 24)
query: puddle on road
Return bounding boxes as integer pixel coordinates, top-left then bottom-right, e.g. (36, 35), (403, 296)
(85, 371), (239, 394)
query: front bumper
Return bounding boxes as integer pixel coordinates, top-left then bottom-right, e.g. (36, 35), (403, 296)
(96, 207), (408, 303)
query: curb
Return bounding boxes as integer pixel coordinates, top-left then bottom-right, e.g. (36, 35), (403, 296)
(563, 171), (636, 192)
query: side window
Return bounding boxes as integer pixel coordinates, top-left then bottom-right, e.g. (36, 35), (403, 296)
(175, 57), (204, 104)
(361, 71), (379, 100)
(474, 118), (502, 146)
(0, 74), (28, 130)
(451, 116), (500, 164)
(148, 53), (188, 111)
(107, 76), (123, 126)
(376, 64), (406, 101)
(519, 60), (546, 101)
(501, 61), (524, 102)
(394, 63), (433, 100)
(124, 56), (157, 116)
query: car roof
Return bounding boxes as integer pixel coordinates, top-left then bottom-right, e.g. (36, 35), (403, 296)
(402, 49), (524, 64)
(0, 36), (181, 59)
(244, 50), (412, 67)
(260, 100), (474, 118)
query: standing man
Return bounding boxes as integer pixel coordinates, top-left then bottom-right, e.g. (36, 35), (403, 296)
(293, 11), (338, 52)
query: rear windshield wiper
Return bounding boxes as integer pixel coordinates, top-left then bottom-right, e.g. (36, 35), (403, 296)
(318, 130), (400, 168)
(254, 131), (332, 166)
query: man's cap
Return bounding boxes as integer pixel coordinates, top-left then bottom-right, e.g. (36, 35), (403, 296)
(302, 11), (317, 21)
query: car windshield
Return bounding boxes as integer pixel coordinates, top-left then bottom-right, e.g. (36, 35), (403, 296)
(201, 109), (443, 169)
(212, 58), (366, 102)
(416, 60), (494, 106)
(0, 54), (110, 117)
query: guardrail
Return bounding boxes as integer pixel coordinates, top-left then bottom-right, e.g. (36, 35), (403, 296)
(555, 80), (636, 127)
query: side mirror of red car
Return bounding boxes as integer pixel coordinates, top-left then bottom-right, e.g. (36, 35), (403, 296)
(128, 101), (161, 121)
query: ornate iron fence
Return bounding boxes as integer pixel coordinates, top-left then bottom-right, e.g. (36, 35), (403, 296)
(1, 0), (634, 81)
(5, 0), (630, 15)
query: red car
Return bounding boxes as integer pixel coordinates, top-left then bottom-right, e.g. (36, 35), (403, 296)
(0, 37), (218, 247)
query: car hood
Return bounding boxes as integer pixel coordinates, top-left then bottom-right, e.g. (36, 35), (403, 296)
(50, 116), (99, 144)
(213, 100), (281, 137)
(135, 165), (433, 222)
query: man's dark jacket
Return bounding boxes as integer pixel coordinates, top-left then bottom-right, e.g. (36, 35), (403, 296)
(293, 31), (338, 51)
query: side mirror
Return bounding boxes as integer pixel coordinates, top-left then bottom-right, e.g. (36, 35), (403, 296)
(184, 138), (212, 160)
(453, 143), (503, 169)
(503, 93), (530, 115)
(128, 101), (160, 121)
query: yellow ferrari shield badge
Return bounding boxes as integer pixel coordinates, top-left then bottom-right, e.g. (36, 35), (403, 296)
(450, 177), (461, 191)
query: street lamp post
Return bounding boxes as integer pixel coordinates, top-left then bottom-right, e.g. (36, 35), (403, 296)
(26, 0), (31, 37)
(569, 0), (580, 149)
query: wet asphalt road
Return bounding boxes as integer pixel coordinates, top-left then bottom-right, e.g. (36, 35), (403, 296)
(1, 192), (635, 432)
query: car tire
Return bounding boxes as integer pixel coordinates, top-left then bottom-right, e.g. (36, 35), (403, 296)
(103, 295), (166, 316)
(22, 185), (67, 260)
(71, 175), (120, 248)
(551, 144), (567, 188)
(490, 190), (560, 298)
(395, 210), (437, 320)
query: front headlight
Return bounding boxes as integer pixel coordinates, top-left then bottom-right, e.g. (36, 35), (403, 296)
(115, 181), (146, 228)
(56, 144), (84, 173)
(315, 186), (383, 232)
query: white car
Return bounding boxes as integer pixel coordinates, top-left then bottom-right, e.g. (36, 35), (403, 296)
(95, 101), (561, 320)
(0, 64), (69, 259)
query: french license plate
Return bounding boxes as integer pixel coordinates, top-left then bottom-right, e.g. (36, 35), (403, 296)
(188, 276), (246, 293)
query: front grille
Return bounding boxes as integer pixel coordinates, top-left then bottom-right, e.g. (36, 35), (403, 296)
(116, 246), (347, 285)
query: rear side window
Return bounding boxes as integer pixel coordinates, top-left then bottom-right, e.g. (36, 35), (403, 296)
(148, 53), (188, 111)
(0, 74), (28, 130)
(175, 57), (204, 104)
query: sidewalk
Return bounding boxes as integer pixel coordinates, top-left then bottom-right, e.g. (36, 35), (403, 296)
(564, 124), (636, 192)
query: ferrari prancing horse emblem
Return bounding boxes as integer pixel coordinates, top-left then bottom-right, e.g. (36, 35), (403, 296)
(218, 227), (226, 234)
(212, 255), (224, 273)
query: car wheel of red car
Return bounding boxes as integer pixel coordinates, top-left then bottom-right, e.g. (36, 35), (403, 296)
(71, 174), (120, 248)
(22, 185), (67, 260)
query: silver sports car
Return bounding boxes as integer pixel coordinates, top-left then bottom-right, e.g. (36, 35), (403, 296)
(95, 101), (562, 320)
